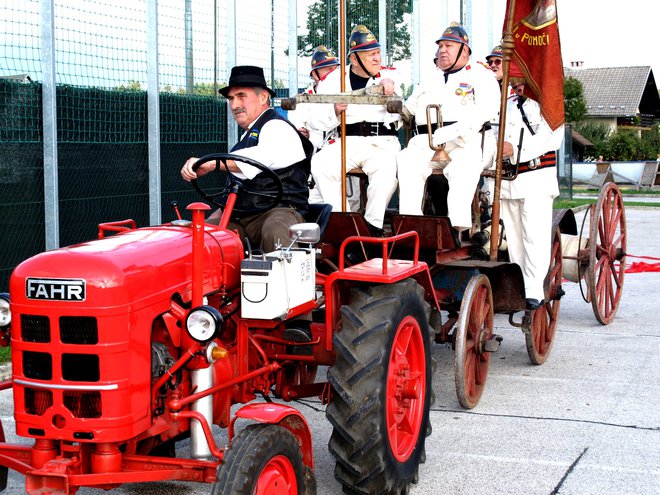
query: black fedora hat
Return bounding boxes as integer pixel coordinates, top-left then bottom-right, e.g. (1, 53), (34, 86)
(220, 65), (276, 98)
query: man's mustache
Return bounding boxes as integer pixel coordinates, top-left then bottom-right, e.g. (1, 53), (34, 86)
(233, 107), (246, 115)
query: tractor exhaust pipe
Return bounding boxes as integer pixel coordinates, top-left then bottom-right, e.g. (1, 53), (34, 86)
(190, 367), (214, 459)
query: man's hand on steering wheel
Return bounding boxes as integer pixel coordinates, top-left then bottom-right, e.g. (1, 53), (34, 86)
(185, 153), (283, 215)
(181, 157), (215, 182)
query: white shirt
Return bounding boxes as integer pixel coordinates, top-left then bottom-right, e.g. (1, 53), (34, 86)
(287, 85), (326, 150)
(429, 60), (501, 146)
(504, 94), (564, 164)
(310, 64), (402, 132)
(231, 109), (306, 180)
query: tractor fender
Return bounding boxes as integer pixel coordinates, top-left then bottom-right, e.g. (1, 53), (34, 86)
(230, 403), (314, 469)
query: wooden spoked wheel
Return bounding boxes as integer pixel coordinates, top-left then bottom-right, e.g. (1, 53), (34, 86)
(454, 274), (494, 409)
(525, 228), (563, 365)
(587, 182), (627, 325)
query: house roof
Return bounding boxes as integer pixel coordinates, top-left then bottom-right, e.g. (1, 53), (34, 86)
(564, 66), (660, 118)
(571, 129), (593, 147)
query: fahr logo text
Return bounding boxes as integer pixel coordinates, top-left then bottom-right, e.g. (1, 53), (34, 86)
(26, 278), (86, 301)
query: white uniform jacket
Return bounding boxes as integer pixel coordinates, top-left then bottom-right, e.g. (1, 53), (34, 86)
(500, 94), (564, 199)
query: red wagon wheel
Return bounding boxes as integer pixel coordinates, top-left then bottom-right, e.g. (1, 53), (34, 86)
(525, 227), (563, 365)
(454, 274), (494, 409)
(587, 182), (627, 325)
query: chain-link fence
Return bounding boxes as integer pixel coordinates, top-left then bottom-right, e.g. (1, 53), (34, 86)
(1, 0), (527, 291)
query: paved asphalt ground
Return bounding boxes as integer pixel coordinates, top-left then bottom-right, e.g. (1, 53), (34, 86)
(1, 208), (658, 494)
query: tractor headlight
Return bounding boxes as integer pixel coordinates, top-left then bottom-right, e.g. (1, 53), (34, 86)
(185, 305), (222, 343)
(0, 293), (10, 328)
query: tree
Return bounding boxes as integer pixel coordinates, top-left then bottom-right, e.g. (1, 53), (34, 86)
(116, 80), (143, 92)
(563, 76), (587, 124)
(298, 0), (411, 64)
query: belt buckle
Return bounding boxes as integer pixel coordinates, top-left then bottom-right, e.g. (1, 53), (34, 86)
(528, 157), (540, 170)
(370, 122), (379, 136)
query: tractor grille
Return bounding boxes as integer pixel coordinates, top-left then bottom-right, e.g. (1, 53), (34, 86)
(24, 387), (53, 415)
(17, 314), (108, 422)
(21, 315), (50, 343)
(60, 316), (98, 344)
(63, 391), (102, 418)
(23, 351), (52, 380)
(62, 354), (99, 382)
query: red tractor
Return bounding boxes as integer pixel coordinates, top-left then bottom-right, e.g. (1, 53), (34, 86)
(0, 153), (442, 495)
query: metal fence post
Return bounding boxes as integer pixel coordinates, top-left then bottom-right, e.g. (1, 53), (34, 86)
(411, 0), (420, 85)
(378, 0), (387, 65)
(185, 0), (194, 95)
(41, 0), (59, 250)
(226, 0), (237, 149)
(288, 0), (298, 96)
(147, 0), (161, 226)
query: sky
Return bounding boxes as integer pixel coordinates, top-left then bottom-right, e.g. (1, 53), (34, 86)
(555, 0), (659, 76)
(488, 0), (659, 77)
(296, 0), (660, 87)
(2, 1), (658, 90)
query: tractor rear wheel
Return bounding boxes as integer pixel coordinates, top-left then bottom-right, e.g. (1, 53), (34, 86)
(212, 424), (313, 495)
(327, 279), (434, 494)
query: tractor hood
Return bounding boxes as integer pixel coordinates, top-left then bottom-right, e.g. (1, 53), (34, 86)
(10, 223), (244, 312)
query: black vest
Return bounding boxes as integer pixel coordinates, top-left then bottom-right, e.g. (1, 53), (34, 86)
(231, 109), (313, 216)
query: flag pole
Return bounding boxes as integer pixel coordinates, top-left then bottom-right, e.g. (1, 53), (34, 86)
(338, 0), (347, 212)
(489, 0), (517, 261)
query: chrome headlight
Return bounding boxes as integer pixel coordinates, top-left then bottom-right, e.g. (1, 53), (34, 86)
(185, 305), (222, 343)
(0, 293), (10, 328)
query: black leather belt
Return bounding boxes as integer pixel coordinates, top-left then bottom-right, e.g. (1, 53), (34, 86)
(341, 121), (398, 137)
(415, 121), (455, 135)
(517, 151), (556, 174)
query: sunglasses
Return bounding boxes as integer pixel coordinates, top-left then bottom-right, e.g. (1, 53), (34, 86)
(487, 58), (502, 66)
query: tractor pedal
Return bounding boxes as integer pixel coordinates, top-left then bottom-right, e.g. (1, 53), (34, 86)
(484, 334), (503, 352)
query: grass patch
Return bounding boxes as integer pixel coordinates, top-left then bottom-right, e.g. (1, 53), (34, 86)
(572, 186), (660, 195)
(0, 346), (10, 363)
(554, 198), (596, 209)
(555, 197), (660, 209)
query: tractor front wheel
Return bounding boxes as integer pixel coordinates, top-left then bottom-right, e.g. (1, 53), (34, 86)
(212, 424), (313, 495)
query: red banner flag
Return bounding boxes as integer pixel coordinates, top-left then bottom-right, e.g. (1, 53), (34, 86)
(504, 0), (565, 130)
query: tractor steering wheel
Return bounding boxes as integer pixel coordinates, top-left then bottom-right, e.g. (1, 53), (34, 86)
(191, 153), (283, 215)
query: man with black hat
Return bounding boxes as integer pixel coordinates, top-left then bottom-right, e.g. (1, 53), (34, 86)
(181, 65), (313, 252)
(397, 24), (500, 238)
(308, 25), (401, 236)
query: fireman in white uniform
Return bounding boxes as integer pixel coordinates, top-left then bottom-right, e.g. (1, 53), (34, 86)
(397, 24), (500, 232)
(309, 25), (401, 235)
(288, 45), (340, 204)
(497, 62), (564, 309)
(288, 45), (340, 152)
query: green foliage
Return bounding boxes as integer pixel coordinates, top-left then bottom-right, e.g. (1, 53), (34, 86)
(564, 76), (587, 124)
(640, 123), (660, 159)
(575, 121), (660, 161)
(0, 346), (9, 363)
(400, 82), (414, 98)
(116, 80), (143, 92)
(298, 0), (411, 63)
(601, 130), (643, 161)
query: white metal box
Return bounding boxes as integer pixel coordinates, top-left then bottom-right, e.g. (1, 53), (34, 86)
(240, 248), (315, 319)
